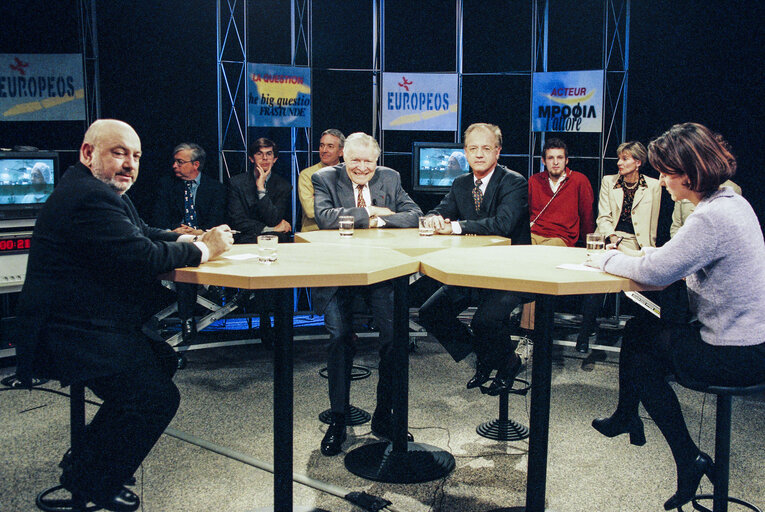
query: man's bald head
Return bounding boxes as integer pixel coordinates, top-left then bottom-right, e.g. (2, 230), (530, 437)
(80, 119), (142, 195)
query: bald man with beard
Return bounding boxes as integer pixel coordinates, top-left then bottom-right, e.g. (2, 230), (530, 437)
(14, 119), (233, 511)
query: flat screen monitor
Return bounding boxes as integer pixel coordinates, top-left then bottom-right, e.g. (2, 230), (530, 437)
(412, 142), (469, 193)
(0, 151), (58, 221)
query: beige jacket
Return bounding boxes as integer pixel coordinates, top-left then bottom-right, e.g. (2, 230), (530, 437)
(596, 173), (661, 249)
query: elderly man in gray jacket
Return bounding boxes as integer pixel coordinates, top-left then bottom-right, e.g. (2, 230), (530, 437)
(311, 132), (422, 456)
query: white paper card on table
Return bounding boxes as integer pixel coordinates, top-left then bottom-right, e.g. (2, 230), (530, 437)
(556, 263), (603, 272)
(225, 253), (259, 261)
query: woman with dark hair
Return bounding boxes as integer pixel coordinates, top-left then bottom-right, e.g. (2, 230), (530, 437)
(590, 122), (765, 510)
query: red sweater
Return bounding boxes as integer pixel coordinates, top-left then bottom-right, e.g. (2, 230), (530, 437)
(528, 169), (595, 247)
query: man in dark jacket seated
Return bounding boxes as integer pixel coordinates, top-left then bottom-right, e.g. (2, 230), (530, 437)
(14, 119), (233, 512)
(418, 123), (531, 396)
(153, 142), (227, 342)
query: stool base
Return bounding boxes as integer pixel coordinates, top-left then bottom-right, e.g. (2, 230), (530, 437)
(318, 405), (370, 426)
(476, 418), (529, 441)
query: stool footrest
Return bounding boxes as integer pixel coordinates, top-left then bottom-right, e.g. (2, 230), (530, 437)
(36, 484), (97, 512)
(688, 494), (763, 512)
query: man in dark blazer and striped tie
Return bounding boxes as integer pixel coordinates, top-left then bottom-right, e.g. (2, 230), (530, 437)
(419, 123), (531, 396)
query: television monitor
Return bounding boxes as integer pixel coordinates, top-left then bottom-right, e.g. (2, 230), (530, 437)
(0, 151), (58, 221)
(412, 142), (469, 193)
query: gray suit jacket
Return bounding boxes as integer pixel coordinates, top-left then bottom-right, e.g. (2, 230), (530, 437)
(312, 164), (422, 230)
(310, 164), (422, 313)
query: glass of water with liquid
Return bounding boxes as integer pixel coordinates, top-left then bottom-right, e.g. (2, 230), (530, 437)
(257, 234), (278, 264)
(419, 216), (434, 236)
(585, 233), (605, 264)
(338, 216), (354, 237)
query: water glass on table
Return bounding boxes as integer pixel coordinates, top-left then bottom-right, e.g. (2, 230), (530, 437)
(585, 233), (605, 264)
(338, 216), (354, 237)
(419, 216), (434, 236)
(257, 234), (278, 264)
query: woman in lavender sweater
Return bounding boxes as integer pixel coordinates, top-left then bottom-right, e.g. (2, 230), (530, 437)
(590, 123), (765, 511)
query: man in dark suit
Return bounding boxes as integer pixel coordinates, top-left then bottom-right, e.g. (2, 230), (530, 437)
(419, 123), (531, 396)
(227, 137), (292, 343)
(311, 132), (423, 456)
(153, 143), (227, 342)
(14, 119), (233, 512)
(226, 137), (292, 243)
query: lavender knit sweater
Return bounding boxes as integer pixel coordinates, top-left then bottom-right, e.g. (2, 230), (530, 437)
(601, 187), (765, 346)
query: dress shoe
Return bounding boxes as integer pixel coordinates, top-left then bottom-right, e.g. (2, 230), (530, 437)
(466, 359), (492, 389)
(575, 335), (590, 353)
(486, 355), (523, 396)
(320, 413), (346, 456)
(663, 452), (714, 510)
(592, 412), (646, 446)
(59, 450), (136, 486)
(370, 411), (414, 442)
(60, 473), (139, 512)
(180, 318), (196, 345)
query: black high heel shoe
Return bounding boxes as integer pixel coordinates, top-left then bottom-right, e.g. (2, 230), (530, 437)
(485, 355), (522, 396)
(591, 413), (646, 446)
(663, 452), (714, 510)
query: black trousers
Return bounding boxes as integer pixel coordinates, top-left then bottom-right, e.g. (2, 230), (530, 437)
(614, 317), (765, 467)
(419, 285), (525, 369)
(66, 340), (180, 500)
(323, 282), (394, 415)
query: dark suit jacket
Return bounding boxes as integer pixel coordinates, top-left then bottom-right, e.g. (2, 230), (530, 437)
(428, 164), (531, 244)
(152, 172), (226, 231)
(15, 162), (203, 384)
(312, 164), (422, 229)
(310, 164), (423, 314)
(226, 169), (292, 243)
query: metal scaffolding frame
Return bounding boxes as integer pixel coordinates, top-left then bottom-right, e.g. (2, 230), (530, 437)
(529, 0), (631, 179)
(216, 0), (631, 189)
(77, 0), (101, 125)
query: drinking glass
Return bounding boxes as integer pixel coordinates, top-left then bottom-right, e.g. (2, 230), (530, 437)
(419, 216), (434, 236)
(257, 234), (278, 264)
(338, 216), (354, 236)
(585, 233), (605, 263)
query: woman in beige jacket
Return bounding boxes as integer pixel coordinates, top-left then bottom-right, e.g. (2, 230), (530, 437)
(596, 141), (662, 252)
(577, 141), (662, 354)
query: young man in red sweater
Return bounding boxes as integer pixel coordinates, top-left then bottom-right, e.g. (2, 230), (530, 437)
(528, 138), (595, 247)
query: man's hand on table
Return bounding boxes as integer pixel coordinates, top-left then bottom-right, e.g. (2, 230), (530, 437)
(201, 225), (234, 259)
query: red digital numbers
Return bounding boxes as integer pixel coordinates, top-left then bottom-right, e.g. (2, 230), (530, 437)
(0, 237), (31, 252)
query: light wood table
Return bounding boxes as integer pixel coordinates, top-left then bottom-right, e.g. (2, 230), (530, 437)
(295, 229), (512, 484)
(165, 243), (419, 512)
(295, 227), (511, 256)
(419, 245), (659, 512)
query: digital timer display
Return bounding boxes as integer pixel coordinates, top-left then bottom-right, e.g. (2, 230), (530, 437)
(0, 235), (32, 253)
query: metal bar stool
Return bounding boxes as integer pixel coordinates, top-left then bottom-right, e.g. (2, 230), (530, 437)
(36, 382), (96, 512)
(476, 377), (531, 441)
(674, 377), (765, 512)
(318, 363), (372, 425)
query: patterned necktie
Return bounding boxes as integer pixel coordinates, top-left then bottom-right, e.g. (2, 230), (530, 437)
(183, 180), (198, 229)
(472, 179), (483, 211)
(356, 184), (367, 208)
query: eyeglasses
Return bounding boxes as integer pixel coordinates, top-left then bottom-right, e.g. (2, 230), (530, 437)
(254, 151), (275, 159)
(465, 146), (497, 155)
(173, 159), (193, 166)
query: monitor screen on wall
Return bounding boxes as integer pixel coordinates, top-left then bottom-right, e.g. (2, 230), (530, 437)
(412, 142), (469, 194)
(0, 151), (59, 221)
